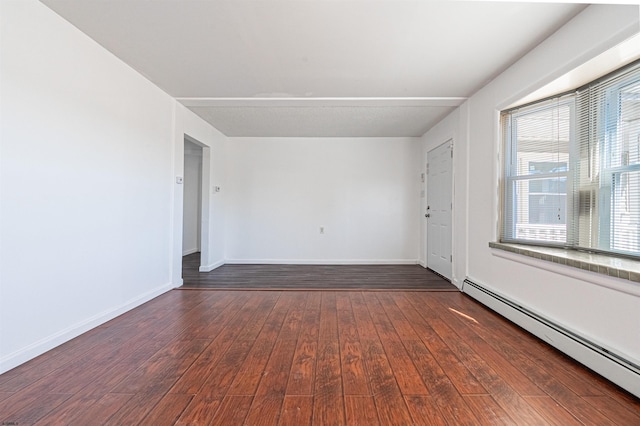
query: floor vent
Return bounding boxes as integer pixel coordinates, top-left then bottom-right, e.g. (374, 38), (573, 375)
(462, 278), (640, 397)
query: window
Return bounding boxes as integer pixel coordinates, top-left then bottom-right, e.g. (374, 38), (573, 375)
(502, 61), (640, 258)
(503, 97), (574, 245)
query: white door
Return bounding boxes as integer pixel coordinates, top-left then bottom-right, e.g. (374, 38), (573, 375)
(426, 140), (453, 280)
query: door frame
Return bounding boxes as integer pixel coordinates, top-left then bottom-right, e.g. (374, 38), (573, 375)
(182, 138), (204, 257)
(183, 134), (211, 272)
(425, 139), (454, 281)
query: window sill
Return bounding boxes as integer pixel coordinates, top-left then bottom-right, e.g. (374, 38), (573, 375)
(489, 242), (640, 284)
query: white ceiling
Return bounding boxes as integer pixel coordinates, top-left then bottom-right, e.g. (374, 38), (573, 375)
(40, 0), (586, 137)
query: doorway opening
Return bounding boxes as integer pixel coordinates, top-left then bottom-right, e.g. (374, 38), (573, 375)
(182, 137), (203, 273)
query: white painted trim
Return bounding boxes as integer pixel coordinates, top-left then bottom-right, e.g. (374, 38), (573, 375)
(224, 259), (419, 265)
(0, 283), (174, 375)
(462, 278), (640, 398)
(491, 248), (640, 298)
(182, 247), (199, 256)
(199, 260), (225, 272)
(177, 97), (467, 108)
(418, 260), (427, 268)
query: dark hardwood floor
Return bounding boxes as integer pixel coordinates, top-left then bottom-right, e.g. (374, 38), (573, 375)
(180, 253), (457, 290)
(0, 289), (638, 424)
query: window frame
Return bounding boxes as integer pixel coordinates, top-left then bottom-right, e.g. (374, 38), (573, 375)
(501, 60), (640, 260)
(502, 97), (576, 248)
(598, 74), (640, 255)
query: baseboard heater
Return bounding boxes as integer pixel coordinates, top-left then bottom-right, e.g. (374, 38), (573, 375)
(462, 278), (640, 398)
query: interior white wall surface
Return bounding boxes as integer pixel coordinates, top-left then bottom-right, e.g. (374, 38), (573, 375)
(0, 0), (175, 372)
(225, 137), (421, 263)
(440, 4), (640, 366)
(182, 141), (202, 255)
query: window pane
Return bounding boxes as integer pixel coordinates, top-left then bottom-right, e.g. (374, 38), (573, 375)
(616, 81), (640, 168)
(510, 178), (567, 243)
(503, 99), (572, 244)
(611, 170), (640, 254)
(514, 105), (571, 176)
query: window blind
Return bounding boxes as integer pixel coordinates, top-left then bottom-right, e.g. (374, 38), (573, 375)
(573, 62), (640, 257)
(502, 59), (640, 258)
(502, 96), (574, 245)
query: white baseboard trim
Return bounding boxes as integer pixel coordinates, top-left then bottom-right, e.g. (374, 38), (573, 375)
(182, 248), (199, 256)
(199, 260), (225, 272)
(0, 282), (174, 375)
(462, 277), (640, 398)
(224, 259), (419, 265)
(418, 260), (427, 268)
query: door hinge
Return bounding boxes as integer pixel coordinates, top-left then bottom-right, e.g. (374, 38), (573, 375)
(450, 254), (452, 262)
(451, 147), (453, 158)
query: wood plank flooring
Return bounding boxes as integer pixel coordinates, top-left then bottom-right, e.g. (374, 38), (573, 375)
(180, 253), (457, 290)
(0, 290), (638, 424)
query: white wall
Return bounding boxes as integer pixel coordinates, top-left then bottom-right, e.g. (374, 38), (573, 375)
(182, 140), (202, 256)
(423, 3), (640, 386)
(0, 1), (225, 373)
(225, 137), (421, 263)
